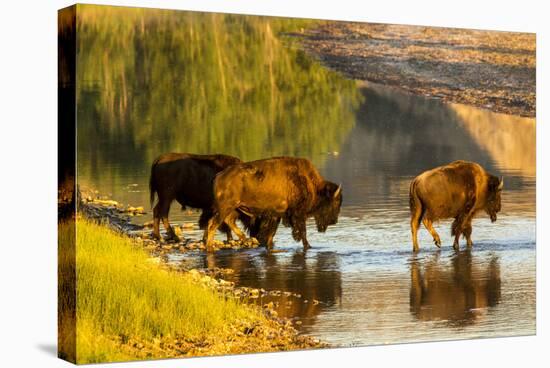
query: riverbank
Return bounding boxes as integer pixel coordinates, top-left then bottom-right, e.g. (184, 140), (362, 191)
(79, 194), (262, 252)
(58, 218), (323, 364)
(297, 22), (535, 117)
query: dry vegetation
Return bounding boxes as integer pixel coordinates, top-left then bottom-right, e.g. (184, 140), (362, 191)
(299, 22), (535, 117)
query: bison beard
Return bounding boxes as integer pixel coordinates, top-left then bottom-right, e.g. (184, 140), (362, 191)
(205, 157), (342, 251)
(409, 160), (503, 252)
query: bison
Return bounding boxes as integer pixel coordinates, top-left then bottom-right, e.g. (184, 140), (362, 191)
(149, 153), (245, 242)
(204, 157), (342, 251)
(409, 160), (503, 252)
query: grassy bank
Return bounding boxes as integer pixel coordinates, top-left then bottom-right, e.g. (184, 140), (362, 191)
(59, 219), (319, 364)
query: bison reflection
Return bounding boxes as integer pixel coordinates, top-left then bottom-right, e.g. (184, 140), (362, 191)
(409, 250), (501, 326)
(198, 251), (342, 327)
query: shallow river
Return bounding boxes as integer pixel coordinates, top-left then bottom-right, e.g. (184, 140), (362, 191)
(76, 9), (535, 347)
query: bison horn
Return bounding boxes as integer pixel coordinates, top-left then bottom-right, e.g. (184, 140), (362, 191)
(334, 184), (342, 198)
(498, 177), (504, 190)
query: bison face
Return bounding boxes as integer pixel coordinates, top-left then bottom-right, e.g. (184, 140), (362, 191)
(486, 176), (503, 222)
(314, 182), (343, 232)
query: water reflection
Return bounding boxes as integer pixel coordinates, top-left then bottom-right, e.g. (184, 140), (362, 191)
(76, 5), (361, 204)
(322, 83), (535, 218)
(409, 250), (501, 326)
(452, 105), (536, 177)
(177, 250), (342, 325)
(74, 5), (536, 346)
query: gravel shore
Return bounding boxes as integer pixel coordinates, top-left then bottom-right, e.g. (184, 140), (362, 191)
(298, 22), (535, 117)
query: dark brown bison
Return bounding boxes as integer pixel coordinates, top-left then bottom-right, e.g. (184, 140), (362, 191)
(204, 157), (342, 251)
(409, 160), (503, 252)
(149, 153), (245, 242)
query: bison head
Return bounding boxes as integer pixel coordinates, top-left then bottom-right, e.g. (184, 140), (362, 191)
(486, 176), (503, 222)
(314, 181), (343, 232)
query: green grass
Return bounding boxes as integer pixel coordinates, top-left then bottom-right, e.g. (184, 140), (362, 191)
(59, 219), (265, 364)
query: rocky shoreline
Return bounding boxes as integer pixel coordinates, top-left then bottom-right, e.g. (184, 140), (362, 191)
(77, 190), (327, 356)
(296, 22), (535, 117)
(80, 194), (262, 252)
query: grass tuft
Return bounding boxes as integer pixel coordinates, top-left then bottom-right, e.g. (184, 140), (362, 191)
(59, 219), (267, 363)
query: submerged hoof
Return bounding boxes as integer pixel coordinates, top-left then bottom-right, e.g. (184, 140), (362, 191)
(164, 234), (181, 243)
(434, 238), (441, 248)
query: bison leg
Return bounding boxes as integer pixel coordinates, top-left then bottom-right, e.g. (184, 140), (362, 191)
(264, 217), (281, 250)
(205, 214), (223, 251)
(422, 218), (441, 248)
(452, 213), (476, 251)
(205, 207), (238, 250)
(453, 194), (477, 251)
(162, 216), (180, 243)
(153, 200), (180, 242)
(285, 214), (311, 250)
(220, 223), (233, 242)
(462, 221), (473, 247)
(409, 182), (424, 252)
(293, 218), (311, 251)
(199, 209), (233, 241)
(248, 215), (280, 249)
(198, 210), (212, 240)
(152, 204), (162, 240)
(451, 217), (462, 251)
(224, 211), (246, 242)
(410, 208), (423, 253)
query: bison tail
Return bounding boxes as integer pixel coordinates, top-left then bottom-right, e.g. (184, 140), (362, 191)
(149, 163), (158, 208)
(409, 179), (423, 218)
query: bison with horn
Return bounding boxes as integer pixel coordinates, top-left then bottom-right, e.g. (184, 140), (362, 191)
(204, 157), (343, 251)
(409, 160), (503, 252)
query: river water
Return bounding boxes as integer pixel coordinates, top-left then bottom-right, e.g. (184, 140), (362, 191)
(76, 7), (536, 347)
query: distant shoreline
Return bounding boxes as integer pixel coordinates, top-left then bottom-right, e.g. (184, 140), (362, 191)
(296, 22), (535, 118)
